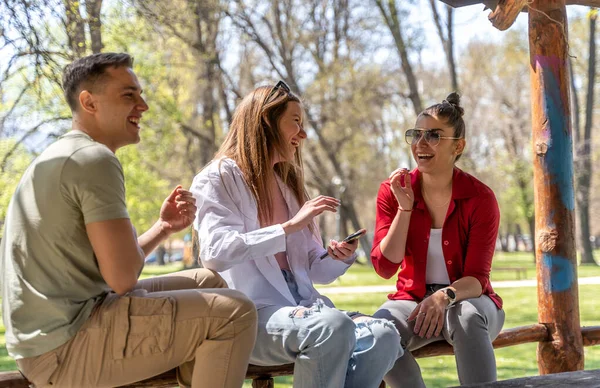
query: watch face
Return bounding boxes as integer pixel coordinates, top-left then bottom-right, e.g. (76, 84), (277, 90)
(446, 289), (456, 299)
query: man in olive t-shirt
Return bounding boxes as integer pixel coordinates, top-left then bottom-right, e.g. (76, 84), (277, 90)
(1, 130), (129, 358)
(0, 53), (256, 388)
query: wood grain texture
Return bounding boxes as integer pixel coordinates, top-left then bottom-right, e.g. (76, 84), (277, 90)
(528, 0), (584, 375)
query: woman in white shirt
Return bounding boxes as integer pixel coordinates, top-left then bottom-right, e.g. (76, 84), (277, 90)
(191, 81), (401, 388)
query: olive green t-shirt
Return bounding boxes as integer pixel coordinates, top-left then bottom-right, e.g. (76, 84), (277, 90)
(0, 130), (129, 359)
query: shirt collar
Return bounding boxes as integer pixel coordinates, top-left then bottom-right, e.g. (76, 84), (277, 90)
(411, 167), (478, 209)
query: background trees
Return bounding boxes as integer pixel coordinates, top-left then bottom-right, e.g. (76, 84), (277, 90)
(1, 1), (598, 264)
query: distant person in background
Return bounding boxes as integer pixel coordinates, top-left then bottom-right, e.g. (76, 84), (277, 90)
(191, 81), (402, 388)
(156, 243), (167, 265)
(0, 52), (256, 388)
(371, 93), (505, 387)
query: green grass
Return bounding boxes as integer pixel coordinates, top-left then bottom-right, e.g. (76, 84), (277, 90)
(140, 262), (185, 279)
(322, 250), (600, 287)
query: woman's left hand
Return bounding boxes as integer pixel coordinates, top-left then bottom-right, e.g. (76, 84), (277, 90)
(408, 291), (448, 339)
(326, 239), (358, 261)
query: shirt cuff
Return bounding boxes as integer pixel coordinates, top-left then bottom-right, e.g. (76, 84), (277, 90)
(342, 252), (358, 265)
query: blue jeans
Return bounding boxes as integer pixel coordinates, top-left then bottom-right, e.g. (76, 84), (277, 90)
(250, 298), (402, 388)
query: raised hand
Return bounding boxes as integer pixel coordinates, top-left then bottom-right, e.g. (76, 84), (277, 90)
(158, 185), (197, 235)
(389, 168), (414, 211)
(282, 195), (340, 235)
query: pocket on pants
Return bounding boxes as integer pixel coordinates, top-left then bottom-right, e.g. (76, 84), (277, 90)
(124, 296), (176, 358)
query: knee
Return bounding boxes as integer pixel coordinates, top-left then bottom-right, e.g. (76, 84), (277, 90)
(214, 289), (258, 323)
(304, 308), (356, 353)
(191, 268), (228, 289)
(447, 300), (487, 340)
(360, 318), (403, 360)
(373, 308), (412, 346)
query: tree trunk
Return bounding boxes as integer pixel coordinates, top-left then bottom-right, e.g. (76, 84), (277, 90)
(86, 0), (104, 54)
(374, 0), (423, 115)
(576, 10), (596, 265)
(64, 0), (87, 58)
(500, 232), (509, 252)
(429, 0), (459, 92)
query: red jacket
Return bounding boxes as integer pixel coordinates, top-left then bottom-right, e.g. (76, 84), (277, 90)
(371, 168), (503, 309)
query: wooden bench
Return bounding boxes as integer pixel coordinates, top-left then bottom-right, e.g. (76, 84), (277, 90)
(1, 325), (598, 388)
(493, 267), (528, 280)
(450, 369), (600, 387)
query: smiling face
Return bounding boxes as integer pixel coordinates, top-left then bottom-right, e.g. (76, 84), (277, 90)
(274, 101), (306, 163)
(83, 66), (149, 152)
(412, 114), (465, 175)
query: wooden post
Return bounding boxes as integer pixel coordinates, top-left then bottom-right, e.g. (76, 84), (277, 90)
(528, 0), (584, 374)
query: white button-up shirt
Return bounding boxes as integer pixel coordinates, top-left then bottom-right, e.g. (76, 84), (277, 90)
(191, 158), (356, 309)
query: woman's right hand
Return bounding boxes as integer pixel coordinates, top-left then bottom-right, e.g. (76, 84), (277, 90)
(282, 195), (340, 235)
(389, 168), (414, 211)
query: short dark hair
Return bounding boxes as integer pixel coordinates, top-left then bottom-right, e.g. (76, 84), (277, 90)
(62, 53), (133, 111)
(419, 92), (466, 161)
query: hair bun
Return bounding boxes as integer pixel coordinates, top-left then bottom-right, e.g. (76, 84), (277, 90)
(444, 92), (464, 117)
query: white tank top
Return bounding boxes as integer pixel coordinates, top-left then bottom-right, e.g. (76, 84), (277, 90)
(426, 228), (450, 285)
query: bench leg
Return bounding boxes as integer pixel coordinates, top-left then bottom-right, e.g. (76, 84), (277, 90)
(252, 377), (274, 388)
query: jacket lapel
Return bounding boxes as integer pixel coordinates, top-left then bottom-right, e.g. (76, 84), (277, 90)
(250, 176), (298, 305)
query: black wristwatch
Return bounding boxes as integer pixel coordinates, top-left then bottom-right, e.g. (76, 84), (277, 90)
(440, 287), (457, 307)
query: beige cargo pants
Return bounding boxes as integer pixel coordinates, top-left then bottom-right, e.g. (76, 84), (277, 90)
(16, 269), (257, 388)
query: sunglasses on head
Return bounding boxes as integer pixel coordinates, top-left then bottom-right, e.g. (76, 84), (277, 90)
(265, 80), (291, 103)
(405, 128), (462, 146)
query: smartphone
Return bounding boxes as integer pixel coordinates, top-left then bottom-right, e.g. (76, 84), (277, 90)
(343, 228), (366, 243)
(319, 229), (366, 259)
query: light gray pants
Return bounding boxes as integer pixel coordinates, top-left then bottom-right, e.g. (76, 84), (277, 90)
(373, 295), (505, 387)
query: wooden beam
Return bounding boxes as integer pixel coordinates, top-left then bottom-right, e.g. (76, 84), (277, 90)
(489, 0), (528, 31)
(438, 0), (600, 7)
(582, 326), (600, 347)
(528, 0), (584, 375)
(412, 324), (549, 358)
(566, 0), (600, 5)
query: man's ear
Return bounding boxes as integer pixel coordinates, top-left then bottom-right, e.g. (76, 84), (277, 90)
(78, 90), (97, 114)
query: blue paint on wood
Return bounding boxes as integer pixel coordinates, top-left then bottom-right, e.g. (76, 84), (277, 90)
(537, 56), (575, 211)
(542, 253), (575, 292)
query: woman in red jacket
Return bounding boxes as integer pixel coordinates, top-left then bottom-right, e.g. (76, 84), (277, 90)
(372, 93), (505, 387)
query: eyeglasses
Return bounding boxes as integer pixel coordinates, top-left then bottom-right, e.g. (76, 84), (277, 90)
(405, 128), (462, 146)
(265, 80), (291, 103)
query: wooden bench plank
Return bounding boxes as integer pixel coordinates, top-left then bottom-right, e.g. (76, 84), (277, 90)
(0, 372), (28, 388)
(413, 323), (549, 358)
(454, 368), (600, 387)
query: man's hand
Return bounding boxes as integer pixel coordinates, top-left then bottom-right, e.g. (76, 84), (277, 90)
(159, 185), (197, 235)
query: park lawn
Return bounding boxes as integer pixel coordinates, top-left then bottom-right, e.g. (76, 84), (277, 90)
(138, 250), (600, 286)
(323, 250), (600, 287)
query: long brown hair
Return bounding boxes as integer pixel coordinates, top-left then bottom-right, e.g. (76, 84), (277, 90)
(215, 85), (308, 226)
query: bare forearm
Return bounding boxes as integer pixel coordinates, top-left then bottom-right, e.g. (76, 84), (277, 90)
(138, 220), (169, 257)
(450, 276), (483, 301)
(379, 211), (411, 263)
